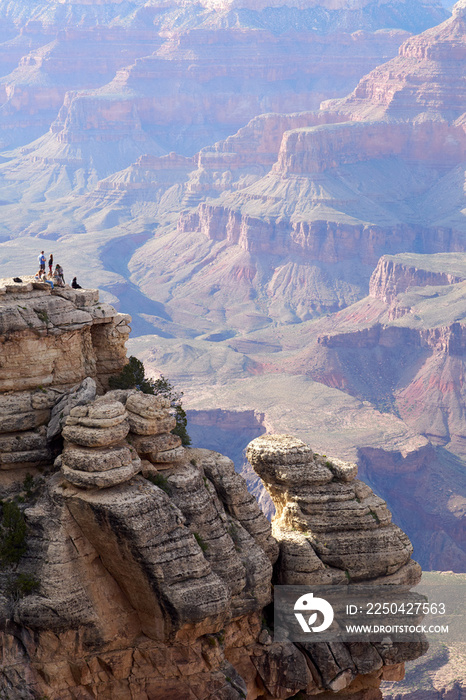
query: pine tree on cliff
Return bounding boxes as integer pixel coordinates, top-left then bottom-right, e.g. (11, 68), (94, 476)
(109, 356), (191, 446)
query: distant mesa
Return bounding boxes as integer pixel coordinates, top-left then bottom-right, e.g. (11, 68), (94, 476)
(323, 0), (466, 120)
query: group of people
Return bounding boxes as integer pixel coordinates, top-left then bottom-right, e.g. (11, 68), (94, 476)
(36, 251), (81, 289)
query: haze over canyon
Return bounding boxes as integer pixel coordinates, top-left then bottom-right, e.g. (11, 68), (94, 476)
(0, 1), (465, 695)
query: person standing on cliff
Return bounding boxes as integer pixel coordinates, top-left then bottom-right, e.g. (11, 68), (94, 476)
(38, 251), (46, 273)
(48, 253), (53, 277)
(54, 263), (65, 286)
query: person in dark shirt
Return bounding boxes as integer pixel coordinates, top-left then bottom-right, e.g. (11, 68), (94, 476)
(53, 264), (65, 286)
(71, 277), (82, 289)
(48, 254), (53, 277)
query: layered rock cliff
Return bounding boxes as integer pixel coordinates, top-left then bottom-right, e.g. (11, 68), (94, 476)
(369, 253), (466, 304)
(0, 280), (427, 699)
(0, 0), (440, 153)
(0, 277), (130, 496)
(323, 0), (465, 120)
(166, 1), (466, 329)
(177, 116), (466, 280)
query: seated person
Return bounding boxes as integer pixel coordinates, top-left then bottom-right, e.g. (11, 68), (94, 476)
(35, 269), (54, 288)
(71, 276), (82, 289)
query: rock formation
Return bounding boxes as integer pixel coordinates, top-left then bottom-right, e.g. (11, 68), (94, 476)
(247, 434), (420, 586)
(0, 281), (427, 699)
(323, 0), (466, 121)
(0, 278), (130, 496)
(0, 0), (443, 153)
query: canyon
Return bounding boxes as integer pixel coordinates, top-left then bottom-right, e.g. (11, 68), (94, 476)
(0, 2), (463, 573)
(0, 2), (465, 695)
(0, 0), (445, 154)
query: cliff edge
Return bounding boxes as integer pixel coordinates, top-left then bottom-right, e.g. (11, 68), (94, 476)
(0, 280), (426, 699)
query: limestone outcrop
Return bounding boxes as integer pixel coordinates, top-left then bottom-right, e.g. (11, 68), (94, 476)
(246, 434), (420, 586)
(0, 278), (130, 495)
(0, 283), (427, 699)
(0, 278), (130, 393)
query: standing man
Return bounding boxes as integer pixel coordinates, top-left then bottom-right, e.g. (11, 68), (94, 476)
(38, 251), (46, 273)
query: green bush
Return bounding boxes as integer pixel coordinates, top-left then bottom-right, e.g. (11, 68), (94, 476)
(193, 532), (208, 552)
(23, 473), (35, 499)
(147, 473), (170, 494)
(0, 501), (28, 565)
(35, 309), (49, 324)
(109, 356), (191, 446)
(7, 573), (40, 598)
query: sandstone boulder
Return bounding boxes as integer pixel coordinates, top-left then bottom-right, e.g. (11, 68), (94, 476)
(247, 434), (419, 583)
(126, 411), (176, 436)
(59, 399), (137, 489)
(62, 420), (129, 447)
(149, 445), (185, 465)
(86, 399), (128, 420)
(47, 377), (97, 440)
(61, 459), (140, 489)
(62, 444), (134, 473)
(126, 392), (170, 419)
(127, 432), (181, 455)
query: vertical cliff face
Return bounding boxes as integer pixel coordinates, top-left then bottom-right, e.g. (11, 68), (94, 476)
(0, 282), (427, 699)
(0, 279), (130, 392)
(369, 254), (466, 304)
